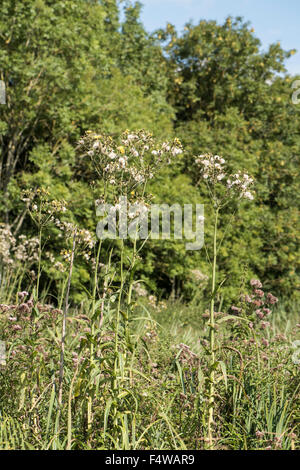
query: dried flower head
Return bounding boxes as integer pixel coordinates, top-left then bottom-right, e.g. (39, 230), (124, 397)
(195, 154), (255, 205)
(77, 130), (183, 195)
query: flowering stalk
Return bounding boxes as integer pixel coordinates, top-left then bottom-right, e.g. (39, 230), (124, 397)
(125, 181), (148, 346)
(78, 130), (183, 446)
(21, 188), (68, 299)
(195, 153), (255, 449)
(36, 226), (42, 299)
(87, 238), (102, 432)
(207, 206), (219, 448)
(111, 239), (125, 440)
(58, 228), (77, 407)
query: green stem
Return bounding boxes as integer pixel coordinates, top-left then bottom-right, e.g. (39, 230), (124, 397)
(7, 266), (22, 303)
(36, 227), (42, 299)
(92, 239), (102, 318)
(90, 239), (102, 354)
(207, 206), (219, 449)
(58, 228), (77, 408)
(87, 239), (102, 432)
(126, 236), (137, 329)
(58, 277), (68, 311)
(113, 240), (125, 417)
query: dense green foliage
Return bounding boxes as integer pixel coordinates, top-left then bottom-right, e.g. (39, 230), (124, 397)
(1, 0), (299, 303)
(163, 18), (300, 299)
(0, 1), (299, 450)
(0, 289), (299, 450)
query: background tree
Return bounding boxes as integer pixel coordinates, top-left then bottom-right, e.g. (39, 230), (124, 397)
(161, 17), (300, 300)
(0, 2), (299, 302)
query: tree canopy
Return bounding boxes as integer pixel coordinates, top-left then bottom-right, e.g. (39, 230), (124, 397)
(0, 0), (299, 302)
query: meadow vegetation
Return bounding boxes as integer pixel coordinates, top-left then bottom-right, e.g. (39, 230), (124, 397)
(0, 0), (299, 450)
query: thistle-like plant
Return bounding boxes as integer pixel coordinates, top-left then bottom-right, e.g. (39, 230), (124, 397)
(77, 129), (182, 196)
(77, 130), (183, 446)
(195, 153), (255, 449)
(21, 188), (67, 298)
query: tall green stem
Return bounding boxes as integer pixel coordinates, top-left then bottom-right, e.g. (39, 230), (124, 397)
(92, 240), (102, 318)
(113, 241), (125, 398)
(90, 239), (102, 354)
(126, 235), (137, 335)
(87, 239), (102, 432)
(58, 228), (77, 407)
(207, 206), (219, 449)
(36, 227), (42, 299)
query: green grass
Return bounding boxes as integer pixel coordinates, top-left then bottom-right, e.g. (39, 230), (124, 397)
(0, 294), (298, 450)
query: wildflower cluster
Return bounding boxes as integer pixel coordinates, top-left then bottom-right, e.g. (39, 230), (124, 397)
(176, 343), (199, 368)
(46, 220), (95, 267)
(54, 219), (95, 248)
(44, 251), (65, 273)
(229, 279), (279, 345)
(77, 130), (183, 193)
(0, 294), (61, 335)
(21, 188), (67, 228)
(132, 282), (148, 297)
(96, 197), (149, 223)
(255, 430), (287, 450)
(0, 295), (64, 370)
(0, 224), (39, 268)
(14, 235), (39, 263)
(195, 154), (254, 204)
(190, 269), (209, 283)
(147, 294), (167, 312)
(0, 224), (16, 266)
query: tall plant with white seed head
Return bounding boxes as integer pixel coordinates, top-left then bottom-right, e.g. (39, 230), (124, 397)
(195, 153), (254, 449)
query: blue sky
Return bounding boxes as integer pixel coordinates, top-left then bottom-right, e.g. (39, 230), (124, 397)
(139, 0), (300, 75)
